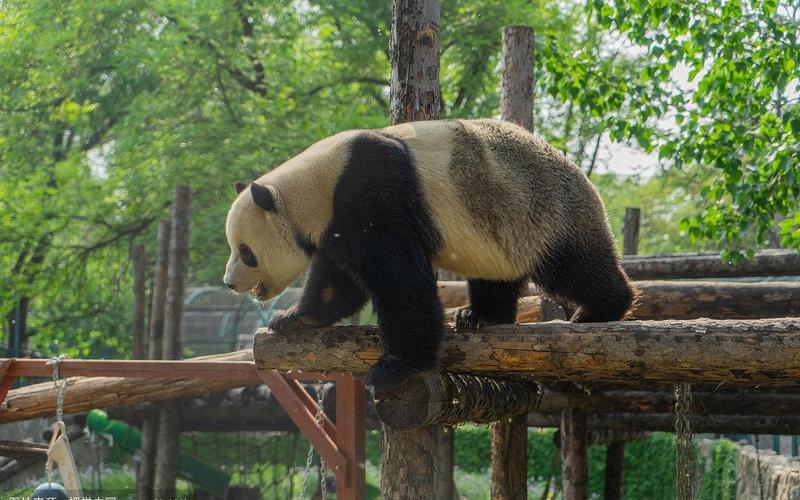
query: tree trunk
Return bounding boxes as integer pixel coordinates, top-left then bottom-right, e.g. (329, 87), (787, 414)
(491, 417), (528, 500)
(500, 25), (535, 130)
(131, 244), (147, 359)
(148, 221), (171, 361)
(623, 208), (640, 256)
(434, 427), (455, 500)
(380, 427), (435, 499)
(390, 0), (441, 124)
(253, 318), (800, 387)
(138, 220), (170, 500)
(155, 186), (191, 499)
(604, 441), (625, 500)
(385, 1), (441, 498)
(561, 407), (588, 500)
(622, 249), (800, 279)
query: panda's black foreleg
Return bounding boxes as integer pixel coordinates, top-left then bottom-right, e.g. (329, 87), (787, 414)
(268, 252), (368, 332)
(455, 278), (526, 330)
(357, 245), (443, 393)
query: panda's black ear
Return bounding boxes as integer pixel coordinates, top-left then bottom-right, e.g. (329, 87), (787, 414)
(250, 183), (276, 212)
(234, 181), (247, 194)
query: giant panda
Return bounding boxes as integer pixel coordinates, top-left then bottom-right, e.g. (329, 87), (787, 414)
(223, 119), (637, 391)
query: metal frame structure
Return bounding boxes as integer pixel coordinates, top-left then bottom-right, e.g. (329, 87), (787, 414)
(0, 357), (366, 500)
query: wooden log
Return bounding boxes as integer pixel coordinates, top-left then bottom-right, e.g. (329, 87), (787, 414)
(156, 185), (191, 499)
(529, 413), (800, 435)
(148, 220), (171, 361)
(131, 244), (147, 359)
(374, 373), (541, 430)
(390, 0), (441, 124)
(387, 1), (441, 498)
(604, 441), (625, 500)
(633, 281), (800, 320)
(139, 219), (170, 500)
(500, 25), (535, 130)
(106, 385), (800, 432)
(253, 319), (800, 387)
(434, 427), (455, 500)
(561, 407), (588, 500)
(621, 249), (800, 279)
(0, 350), (253, 423)
(623, 208), (640, 256)
(536, 389), (800, 417)
(439, 280), (800, 320)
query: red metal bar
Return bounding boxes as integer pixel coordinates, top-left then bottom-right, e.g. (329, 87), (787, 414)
(258, 369), (347, 474)
(335, 374), (366, 500)
(0, 359), (16, 406)
(1, 358), (261, 382)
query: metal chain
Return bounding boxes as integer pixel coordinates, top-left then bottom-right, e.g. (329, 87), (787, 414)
(299, 381), (329, 500)
(49, 356), (67, 423)
(315, 382), (327, 499)
(674, 382), (695, 500)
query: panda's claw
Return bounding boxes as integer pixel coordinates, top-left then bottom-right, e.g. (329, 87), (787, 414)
(454, 306), (482, 331)
(268, 307), (318, 332)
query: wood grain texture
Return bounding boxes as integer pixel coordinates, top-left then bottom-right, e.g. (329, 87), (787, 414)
(0, 350), (253, 424)
(438, 280), (800, 320)
(389, 0), (441, 124)
(253, 318), (800, 386)
(621, 249), (800, 279)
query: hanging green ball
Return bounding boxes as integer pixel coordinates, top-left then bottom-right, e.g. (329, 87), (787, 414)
(31, 482), (69, 500)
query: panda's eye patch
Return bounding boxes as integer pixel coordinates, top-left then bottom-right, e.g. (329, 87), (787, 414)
(239, 244), (257, 268)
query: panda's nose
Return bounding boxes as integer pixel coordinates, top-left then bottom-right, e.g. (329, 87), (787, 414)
(225, 282), (235, 290)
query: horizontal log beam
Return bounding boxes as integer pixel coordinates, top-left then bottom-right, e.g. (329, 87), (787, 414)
(0, 350), (257, 424)
(253, 319), (800, 387)
(438, 281), (800, 320)
(374, 373), (542, 430)
(529, 413), (800, 435)
(621, 249), (800, 280)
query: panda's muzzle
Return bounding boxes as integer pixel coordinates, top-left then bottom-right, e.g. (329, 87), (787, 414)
(252, 282), (270, 301)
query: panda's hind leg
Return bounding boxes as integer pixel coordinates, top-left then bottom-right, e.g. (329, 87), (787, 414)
(454, 278), (526, 330)
(531, 240), (636, 323)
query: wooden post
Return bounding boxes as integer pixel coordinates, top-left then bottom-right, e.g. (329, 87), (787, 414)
(137, 221), (170, 500)
(154, 185), (191, 499)
(501, 25), (535, 130)
(384, 1), (441, 498)
(561, 407), (588, 500)
(604, 441), (625, 500)
(492, 24), (536, 500)
(131, 244), (147, 359)
(434, 427), (455, 500)
(335, 374), (366, 500)
(390, 0), (441, 124)
(623, 208), (640, 256)
(148, 221), (171, 361)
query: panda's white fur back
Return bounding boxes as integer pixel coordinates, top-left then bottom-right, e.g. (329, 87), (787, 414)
(256, 119), (609, 281)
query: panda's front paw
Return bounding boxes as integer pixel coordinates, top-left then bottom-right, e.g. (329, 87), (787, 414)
(268, 307), (319, 332)
(366, 354), (437, 394)
(454, 306), (483, 331)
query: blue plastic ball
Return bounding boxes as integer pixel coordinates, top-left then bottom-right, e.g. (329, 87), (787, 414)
(31, 481), (69, 500)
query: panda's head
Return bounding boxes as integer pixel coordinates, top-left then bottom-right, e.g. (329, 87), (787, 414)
(223, 181), (310, 301)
